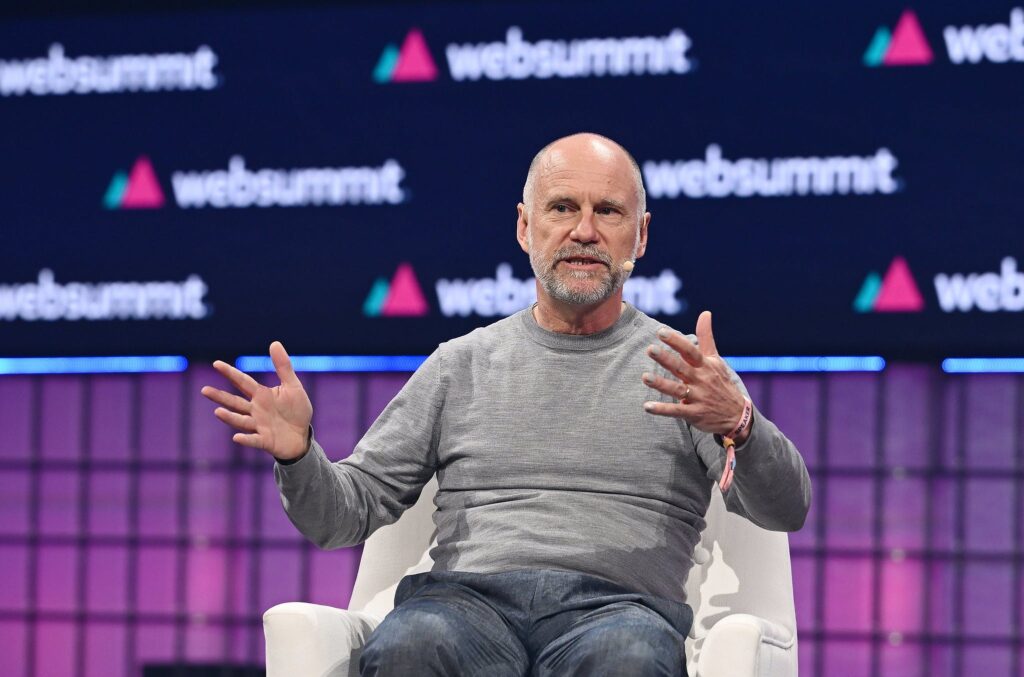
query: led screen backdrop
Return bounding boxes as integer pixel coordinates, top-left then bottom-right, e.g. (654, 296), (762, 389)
(1, 1), (1022, 361)
(1, 367), (1022, 677)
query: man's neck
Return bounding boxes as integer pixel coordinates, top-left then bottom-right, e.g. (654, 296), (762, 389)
(532, 294), (626, 335)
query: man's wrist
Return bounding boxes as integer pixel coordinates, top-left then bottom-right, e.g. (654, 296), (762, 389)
(276, 426), (313, 465)
(724, 397), (753, 442)
(731, 412), (753, 446)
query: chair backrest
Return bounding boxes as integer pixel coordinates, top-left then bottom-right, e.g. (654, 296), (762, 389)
(347, 477), (440, 620)
(348, 477), (797, 668)
(683, 489), (797, 667)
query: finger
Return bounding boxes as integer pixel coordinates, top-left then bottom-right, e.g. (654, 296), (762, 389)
(200, 385), (252, 413)
(270, 341), (301, 388)
(647, 344), (697, 382)
(642, 372), (693, 402)
(232, 432), (265, 449)
(696, 311), (719, 356)
(657, 327), (704, 367)
(642, 400), (695, 419)
(212, 359), (261, 397)
(214, 407), (257, 432)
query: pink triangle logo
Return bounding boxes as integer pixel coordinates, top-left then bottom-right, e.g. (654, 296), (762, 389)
(390, 29), (438, 82)
(883, 10), (933, 66)
(120, 156), (165, 209)
(873, 256), (924, 312)
(380, 263), (429, 316)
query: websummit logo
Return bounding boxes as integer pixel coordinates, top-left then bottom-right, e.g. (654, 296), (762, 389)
(103, 156), (165, 209)
(363, 263), (430, 317)
(854, 256), (925, 313)
(373, 29), (438, 83)
(864, 10), (934, 67)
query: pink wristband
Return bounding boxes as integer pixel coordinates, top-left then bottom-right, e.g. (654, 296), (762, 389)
(726, 398), (753, 440)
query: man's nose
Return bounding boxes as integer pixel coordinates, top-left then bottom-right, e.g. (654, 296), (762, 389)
(571, 210), (599, 243)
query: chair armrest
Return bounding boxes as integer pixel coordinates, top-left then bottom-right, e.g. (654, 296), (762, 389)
(697, 614), (796, 677)
(264, 602), (380, 677)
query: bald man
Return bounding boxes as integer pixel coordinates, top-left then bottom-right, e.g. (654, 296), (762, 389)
(202, 133), (811, 676)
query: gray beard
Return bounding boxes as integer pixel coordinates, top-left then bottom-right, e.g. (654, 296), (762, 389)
(529, 243), (630, 306)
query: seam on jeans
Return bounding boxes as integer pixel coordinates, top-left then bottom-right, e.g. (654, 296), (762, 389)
(525, 570), (544, 639)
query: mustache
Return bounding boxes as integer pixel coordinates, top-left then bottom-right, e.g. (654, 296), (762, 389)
(553, 245), (612, 266)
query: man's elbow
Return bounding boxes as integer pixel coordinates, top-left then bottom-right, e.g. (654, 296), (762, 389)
(781, 485), (812, 532)
(781, 508), (808, 532)
(756, 488), (811, 533)
(308, 528), (360, 551)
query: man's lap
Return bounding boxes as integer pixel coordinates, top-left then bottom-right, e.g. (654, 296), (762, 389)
(360, 569), (692, 676)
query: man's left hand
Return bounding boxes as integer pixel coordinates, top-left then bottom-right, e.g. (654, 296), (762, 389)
(641, 310), (751, 443)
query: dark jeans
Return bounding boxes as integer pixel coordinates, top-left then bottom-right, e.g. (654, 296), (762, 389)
(360, 569), (692, 676)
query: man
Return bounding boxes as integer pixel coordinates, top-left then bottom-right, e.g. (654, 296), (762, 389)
(201, 133), (811, 676)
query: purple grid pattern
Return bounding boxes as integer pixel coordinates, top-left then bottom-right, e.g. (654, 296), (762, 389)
(0, 365), (1021, 676)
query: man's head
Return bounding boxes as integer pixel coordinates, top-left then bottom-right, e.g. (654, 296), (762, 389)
(517, 133), (650, 307)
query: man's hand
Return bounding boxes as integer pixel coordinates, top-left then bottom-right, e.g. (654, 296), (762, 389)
(200, 341), (313, 461)
(641, 311), (750, 443)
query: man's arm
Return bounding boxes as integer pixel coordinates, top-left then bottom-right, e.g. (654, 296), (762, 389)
(273, 349), (445, 549)
(692, 401), (811, 531)
(201, 342), (445, 550)
(641, 311), (812, 531)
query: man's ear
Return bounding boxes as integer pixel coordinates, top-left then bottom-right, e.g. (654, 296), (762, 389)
(634, 212), (651, 260)
(516, 203), (530, 254)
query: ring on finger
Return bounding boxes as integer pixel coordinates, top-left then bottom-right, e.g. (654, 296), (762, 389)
(682, 384), (691, 403)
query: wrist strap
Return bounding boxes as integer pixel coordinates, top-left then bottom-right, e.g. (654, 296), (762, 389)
(719, 441), (737, 493)
(718, 398), (752, 493)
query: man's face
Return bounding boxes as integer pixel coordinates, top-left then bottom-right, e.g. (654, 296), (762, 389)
(517, 138), (649, 307)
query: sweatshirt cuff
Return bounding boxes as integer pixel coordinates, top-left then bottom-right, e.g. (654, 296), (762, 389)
(274, 430), (328, 484)
(731, 407), (760, 453)
(275, 425), (315, 466)
(727, 406), (790, 474)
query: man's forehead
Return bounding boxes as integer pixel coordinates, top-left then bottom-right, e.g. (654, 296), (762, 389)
(535, 146), (636, 199)
(539, 140), (624, 174)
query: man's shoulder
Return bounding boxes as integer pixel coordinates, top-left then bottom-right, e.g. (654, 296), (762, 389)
(626, 306), (698, 348)
(437, 309), (527, 359)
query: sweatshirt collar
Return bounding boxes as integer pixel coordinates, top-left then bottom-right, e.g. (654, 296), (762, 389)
(518, 302), (642, 351)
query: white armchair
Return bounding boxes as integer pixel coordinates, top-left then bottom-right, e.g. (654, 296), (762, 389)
(264, 478), (798, 677)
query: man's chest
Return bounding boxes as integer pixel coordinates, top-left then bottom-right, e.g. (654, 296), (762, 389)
(435, 350), (705, 497)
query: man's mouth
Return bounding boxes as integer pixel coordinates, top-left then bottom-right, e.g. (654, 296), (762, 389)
(559, 256), (607, 269)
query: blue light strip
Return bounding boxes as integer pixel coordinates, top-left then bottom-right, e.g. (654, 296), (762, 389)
(723, 356), (887, 373)
(5, 355), (1021, 375)
(0, 356), (188, 375)
(235, 354), (886, 374)
(235, 355), (428, 373)
(941, 358), (1024, 373)
(0, 354), (891, 375)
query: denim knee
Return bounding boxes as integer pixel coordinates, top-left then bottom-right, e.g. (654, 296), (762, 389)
(360, 608), (461, 675)
(574, 623), (684, 676)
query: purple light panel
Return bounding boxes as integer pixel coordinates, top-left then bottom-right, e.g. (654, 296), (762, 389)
(0, 365), (1021, 676)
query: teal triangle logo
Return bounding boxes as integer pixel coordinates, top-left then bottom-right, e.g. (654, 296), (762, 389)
(363, 277), (390, 316)
(863, 27), (891, 67)
(373, 44), (400, 83)
(853, 271), (882, 312)
(103, 171), (129, 209)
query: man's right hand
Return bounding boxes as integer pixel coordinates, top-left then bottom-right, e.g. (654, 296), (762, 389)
(200, 341), (313, 462)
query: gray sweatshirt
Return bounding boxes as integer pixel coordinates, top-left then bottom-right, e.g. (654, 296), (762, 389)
(275, 304), (811, 603)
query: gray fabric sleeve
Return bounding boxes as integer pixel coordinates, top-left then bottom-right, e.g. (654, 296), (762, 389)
(691, 365), (812, 532)
(273, 348), (445, 549)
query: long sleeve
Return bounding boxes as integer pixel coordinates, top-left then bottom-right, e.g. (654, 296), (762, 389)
(273, 348), (446, 549)
(691, 367), (812, 532)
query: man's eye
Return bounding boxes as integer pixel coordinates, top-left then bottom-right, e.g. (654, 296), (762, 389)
(554, 204), (570, 213)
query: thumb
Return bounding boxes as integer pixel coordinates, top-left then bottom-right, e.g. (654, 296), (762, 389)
(270, 341), (301, 387)
(696, 311), (718, 356)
